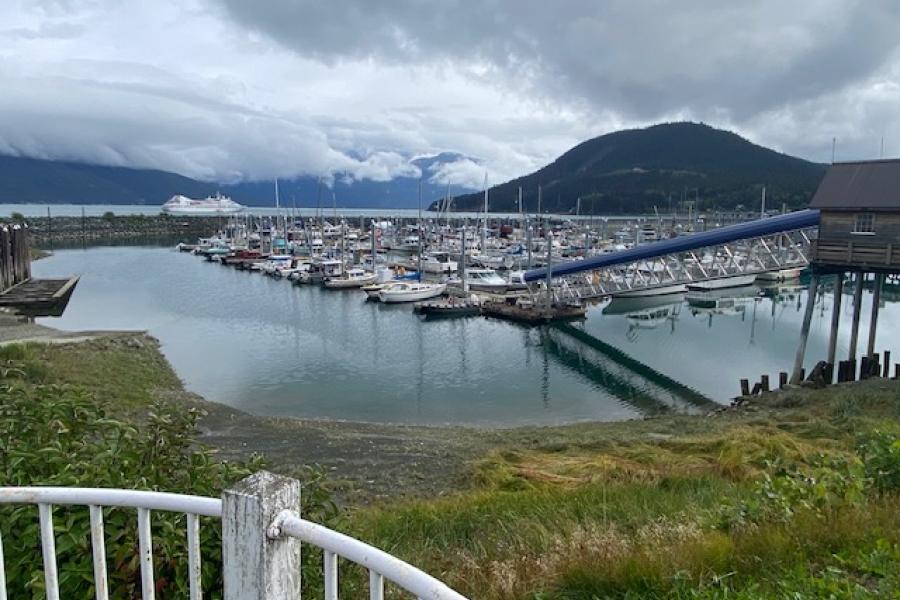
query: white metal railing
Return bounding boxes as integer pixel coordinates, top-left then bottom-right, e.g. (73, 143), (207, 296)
(0, 487), (221, 600)
(0, 473), (469, 600)
(271, 510), (468, 600)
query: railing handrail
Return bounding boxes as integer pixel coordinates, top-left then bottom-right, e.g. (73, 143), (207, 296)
(276, 511), (467, 600)
(0, 486), (222, 517)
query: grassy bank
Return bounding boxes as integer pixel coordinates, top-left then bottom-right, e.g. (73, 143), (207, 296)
(345, 383), (900, 598)
(6, 333), (900, 598)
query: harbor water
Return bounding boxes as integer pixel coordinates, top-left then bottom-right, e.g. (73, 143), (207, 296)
(33, 245), (900, 426)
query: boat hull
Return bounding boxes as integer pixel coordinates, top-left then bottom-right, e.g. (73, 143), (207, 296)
(755, 267), (804, 282)
(378, 284), (446, 303)
(686, 274), (757, 291)
(613, 283), (687, 298)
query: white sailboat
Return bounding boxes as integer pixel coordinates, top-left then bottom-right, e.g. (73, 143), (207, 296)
(377, 281), (446, 303)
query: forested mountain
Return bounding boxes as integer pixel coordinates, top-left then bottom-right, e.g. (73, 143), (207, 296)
(439, 122), (827, 214)
(0, 153), (472, 209)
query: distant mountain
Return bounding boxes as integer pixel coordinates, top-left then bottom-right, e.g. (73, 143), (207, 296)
(438, 122), (827, 214)
(0, 153), (474, 209)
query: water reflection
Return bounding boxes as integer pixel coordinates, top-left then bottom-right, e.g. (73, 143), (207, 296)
(32, 246), (900, 425)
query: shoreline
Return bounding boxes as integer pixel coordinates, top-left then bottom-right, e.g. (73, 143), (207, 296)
(11, 322), (900, 506)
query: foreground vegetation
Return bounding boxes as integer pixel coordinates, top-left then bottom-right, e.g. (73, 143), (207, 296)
(346, 383), (900, 598)
(1, 336), (898, 598)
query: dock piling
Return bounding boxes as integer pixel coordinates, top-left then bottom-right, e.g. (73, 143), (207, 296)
(790, 273), (819, 384)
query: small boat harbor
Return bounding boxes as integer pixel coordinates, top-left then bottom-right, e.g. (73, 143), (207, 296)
(176, 211), (825, 324)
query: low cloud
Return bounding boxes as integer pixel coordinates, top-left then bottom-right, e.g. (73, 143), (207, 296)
(0, 0), (898, 189)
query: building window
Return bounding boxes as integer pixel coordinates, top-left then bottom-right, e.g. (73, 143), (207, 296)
(853, 213), (876, 234)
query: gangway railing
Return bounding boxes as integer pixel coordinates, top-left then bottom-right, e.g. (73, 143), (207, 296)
(524, 210), (820, 301)
(0, 472), (467, 600)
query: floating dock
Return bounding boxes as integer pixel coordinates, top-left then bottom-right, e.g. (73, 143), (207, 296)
(481, 299), (586, 325)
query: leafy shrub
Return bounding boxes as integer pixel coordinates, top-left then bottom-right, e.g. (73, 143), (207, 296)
(857, 429), (900, 494)
(0, 381), (264, 598)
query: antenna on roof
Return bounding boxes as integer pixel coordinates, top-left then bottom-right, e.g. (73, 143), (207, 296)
(831, 137), (836, 164)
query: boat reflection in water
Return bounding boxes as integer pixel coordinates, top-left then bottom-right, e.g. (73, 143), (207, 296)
(603, 294), (684, 341)
(686, 285), (760, 327)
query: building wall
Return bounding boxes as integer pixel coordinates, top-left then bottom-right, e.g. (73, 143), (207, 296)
(813, 210), (900, 272)
(817, 210), (900, 244)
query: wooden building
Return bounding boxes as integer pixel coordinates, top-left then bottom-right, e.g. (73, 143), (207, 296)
(792, 159), (900, 383)
(811, 159), (900, 271)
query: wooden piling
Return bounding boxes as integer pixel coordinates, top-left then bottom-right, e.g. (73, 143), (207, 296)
(848, 272), (865, 361)
(883, 351), (891, 378)
(779, 371), (788, 388)
(739, 379), (750, 396)
(826, 274), (844, 380)
(790, 273), (819, 384)
(760, 374), (770, 393)
(866, 273), (884, 358)
(860, 356), (870, 380)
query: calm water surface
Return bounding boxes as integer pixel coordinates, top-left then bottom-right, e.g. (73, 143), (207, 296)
(34, 246), (900, 426)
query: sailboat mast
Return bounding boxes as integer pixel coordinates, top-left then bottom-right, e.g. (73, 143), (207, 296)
(417, 179), (423, 280)
(481, 172), (488, 253)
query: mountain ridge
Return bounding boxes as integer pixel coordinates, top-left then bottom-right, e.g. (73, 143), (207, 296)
(438, 122), (827, 214)
(0, 153), (473, 209)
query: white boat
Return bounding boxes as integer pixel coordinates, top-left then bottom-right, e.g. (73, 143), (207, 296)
(465, 268), (509, 292)
(378, 281), (446, 303)
(614, 283), (688, 298)
(420, 252), (458, 274)
(755, 267), (804, 282)
(324, 268), (377, 289)
(162, 193), (244, 215)
(259, 255), (293, 276)
(686, 274), (757, 291)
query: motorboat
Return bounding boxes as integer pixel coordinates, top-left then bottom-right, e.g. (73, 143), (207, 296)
(755, 267), (805, 282)
(613, 283), (688, 298)
(259, 255), (293, 276)
(324, 268), (377, 289)
(377, 281), (446, 303)
(686, 274), (757, 291)
(295, 259), (343, 284)
(420, 252), (458, 274)
(465, 268), (509, 292)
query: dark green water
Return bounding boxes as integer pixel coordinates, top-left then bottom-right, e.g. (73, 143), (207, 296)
(34, 246), (899, 426)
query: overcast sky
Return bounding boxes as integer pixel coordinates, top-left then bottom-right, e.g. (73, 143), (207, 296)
(1, 0), (899, 188)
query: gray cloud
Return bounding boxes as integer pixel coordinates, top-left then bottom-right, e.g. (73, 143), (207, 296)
(216, 0), (900, 121)
(0, 0), (898, 190)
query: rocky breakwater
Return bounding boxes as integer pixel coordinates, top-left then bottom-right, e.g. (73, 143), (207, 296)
(28, 214), (227, 246)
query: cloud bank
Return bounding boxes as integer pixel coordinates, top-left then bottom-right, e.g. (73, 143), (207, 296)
(1, 0), (899, 191)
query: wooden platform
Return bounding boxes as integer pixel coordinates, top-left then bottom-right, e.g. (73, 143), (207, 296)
(0, 276), (80, 317)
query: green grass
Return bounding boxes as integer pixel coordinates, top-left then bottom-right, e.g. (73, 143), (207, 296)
(1, 336), (183, 415)
(341, 381), (900, 599)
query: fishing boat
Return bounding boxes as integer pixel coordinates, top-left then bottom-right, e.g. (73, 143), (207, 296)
(377, 281), (446, 303)
(324, 268), (377, 289)
(162, 193), (244, 215)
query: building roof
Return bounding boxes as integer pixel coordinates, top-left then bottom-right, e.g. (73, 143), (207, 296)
(810, 158), (900, 210)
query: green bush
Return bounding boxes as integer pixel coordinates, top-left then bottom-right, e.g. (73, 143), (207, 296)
(0, 381), (262, 598)
(857, 429), (900, 494)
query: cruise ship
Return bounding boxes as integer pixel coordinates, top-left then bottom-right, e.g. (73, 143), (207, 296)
(161, 193), (245, 215)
